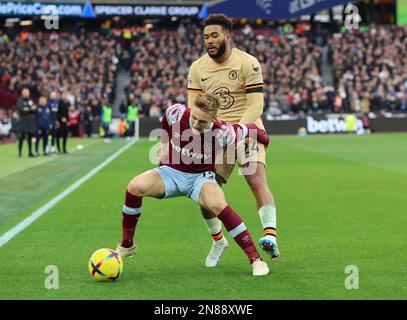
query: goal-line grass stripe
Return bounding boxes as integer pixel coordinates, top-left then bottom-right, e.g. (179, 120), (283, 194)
(0, 140), (137, 248)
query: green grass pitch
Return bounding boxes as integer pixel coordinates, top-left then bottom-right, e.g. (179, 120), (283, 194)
(397, 0), (407, 26)
(0, 133), (406, 299)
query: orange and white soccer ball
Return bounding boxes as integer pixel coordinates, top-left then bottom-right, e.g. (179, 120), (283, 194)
(88, 248), (123, 281)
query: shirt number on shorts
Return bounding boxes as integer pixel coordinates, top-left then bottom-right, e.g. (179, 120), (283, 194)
(203, 172), (216, 180)
(245, 140), (260, 156)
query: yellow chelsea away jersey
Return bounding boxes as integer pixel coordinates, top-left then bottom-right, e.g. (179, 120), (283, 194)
(188, 48), (264, 125)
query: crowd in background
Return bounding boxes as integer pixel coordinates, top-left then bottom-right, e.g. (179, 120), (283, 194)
(328, 25), (407, 114)
(121, 23), (407, 118)
(1, 22), (407, 145)
(123, 25), (202, 117)
(122, 22), (325, 117)
(0, 28), (119, 104)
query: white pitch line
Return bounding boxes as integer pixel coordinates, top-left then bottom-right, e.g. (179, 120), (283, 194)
(0, 140), (137, 248)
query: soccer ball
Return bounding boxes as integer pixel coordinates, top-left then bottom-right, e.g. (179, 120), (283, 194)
(88, 248), (123, 281)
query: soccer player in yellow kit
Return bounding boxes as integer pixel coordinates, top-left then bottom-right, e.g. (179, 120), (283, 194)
(188, 13), (279, 267)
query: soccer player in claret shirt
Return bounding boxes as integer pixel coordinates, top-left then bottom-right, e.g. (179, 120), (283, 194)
(188, 13), (279, 267)
(115, 93), (270, 276)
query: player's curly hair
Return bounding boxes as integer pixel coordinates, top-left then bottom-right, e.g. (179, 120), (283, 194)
(194, 93), (221, 117)
(201, 13), (233, 33)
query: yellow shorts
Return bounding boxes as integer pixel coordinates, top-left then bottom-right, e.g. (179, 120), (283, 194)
(215, 137), (267, 184)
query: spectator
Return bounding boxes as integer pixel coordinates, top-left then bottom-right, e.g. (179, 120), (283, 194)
(0, 109), (12, 143)
(68, 105), (80, 137)
(83, 105), (95, 138)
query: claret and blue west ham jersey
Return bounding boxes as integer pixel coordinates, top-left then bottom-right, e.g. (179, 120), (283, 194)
(159, 104), (268, 174)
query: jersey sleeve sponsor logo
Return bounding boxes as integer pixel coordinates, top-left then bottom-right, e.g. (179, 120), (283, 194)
(166, 104), (186, 126)
(252, 64), (260, 72)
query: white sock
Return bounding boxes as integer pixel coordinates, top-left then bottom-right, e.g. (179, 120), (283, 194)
(205, 217), (224, 242)
(258, 204), (277, 238)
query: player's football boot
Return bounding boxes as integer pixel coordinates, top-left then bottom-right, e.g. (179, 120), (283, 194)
(259, 235), (280, 259)
(205, 237), (229, 267)
(115, 243), (137, 258)
(251, 258), (269, 276)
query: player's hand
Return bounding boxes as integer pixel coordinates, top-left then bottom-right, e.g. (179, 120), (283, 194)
(255, 129), (270, 148)
(245, 124), (270, 148)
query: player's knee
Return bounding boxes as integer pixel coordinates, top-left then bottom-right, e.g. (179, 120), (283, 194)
(200, 206), (217, 219)
(247, 175), (268, 193)
(127, 177), (145, 197)
(210, 201), (228, 216)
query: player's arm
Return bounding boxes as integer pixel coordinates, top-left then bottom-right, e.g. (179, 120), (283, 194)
(239, 58), (265, 125)
(158, 104), (187, 163)
(159, 139), (170, 164)
(235, 123), (269, 148)
(216, 122), (269, 149)
(187, 61), (204, 108)
(158, 110), (170, 164)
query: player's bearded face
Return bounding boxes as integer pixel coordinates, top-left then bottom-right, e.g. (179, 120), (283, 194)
(204, 26), (229, 59)
(206, 38), (227, 59)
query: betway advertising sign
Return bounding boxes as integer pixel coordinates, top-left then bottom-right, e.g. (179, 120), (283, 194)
(0, 1), (201, 17)
(307, 116), (364, 134)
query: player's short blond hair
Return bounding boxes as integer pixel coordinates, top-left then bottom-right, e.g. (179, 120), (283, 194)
(194, 93), (221, 118)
